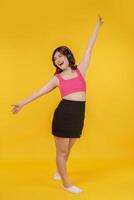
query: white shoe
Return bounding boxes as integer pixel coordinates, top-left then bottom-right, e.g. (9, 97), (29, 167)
(63, 185), (83, 194)
(53, 172), (61, 181)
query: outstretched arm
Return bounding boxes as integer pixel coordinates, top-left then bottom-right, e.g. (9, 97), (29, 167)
(11, 76), (58, 114)
(20, 76), (58, 106)
(78, 15), (104, 76)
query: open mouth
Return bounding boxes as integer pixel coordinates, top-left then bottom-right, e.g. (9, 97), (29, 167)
(59, 62), (64, 66)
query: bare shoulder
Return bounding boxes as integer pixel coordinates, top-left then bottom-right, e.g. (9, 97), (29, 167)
(77, 65), (87, 78)
(53, 75), (59, 86)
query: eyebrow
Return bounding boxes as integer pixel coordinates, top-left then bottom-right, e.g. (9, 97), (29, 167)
(54, 53), (62, 59)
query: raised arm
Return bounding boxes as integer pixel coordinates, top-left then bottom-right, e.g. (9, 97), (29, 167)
(78, 15), (104, 76)
(11, 76), (58, 114)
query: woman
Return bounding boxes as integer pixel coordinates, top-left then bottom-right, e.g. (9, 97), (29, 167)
(11, 16), (103, 194)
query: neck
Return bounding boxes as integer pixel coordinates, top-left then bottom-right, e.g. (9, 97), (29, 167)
(62, 66), (74, 74)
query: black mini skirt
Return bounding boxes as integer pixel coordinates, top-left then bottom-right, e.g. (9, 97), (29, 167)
(52, 99), (86, 138)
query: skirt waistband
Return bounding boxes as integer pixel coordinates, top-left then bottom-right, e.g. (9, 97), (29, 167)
(61, 98), (86, 103)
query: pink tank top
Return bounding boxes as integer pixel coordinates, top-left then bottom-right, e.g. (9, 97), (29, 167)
(54, 68), (86, 97)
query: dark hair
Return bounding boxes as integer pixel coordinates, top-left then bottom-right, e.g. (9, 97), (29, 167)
(52, 45), (77, 75)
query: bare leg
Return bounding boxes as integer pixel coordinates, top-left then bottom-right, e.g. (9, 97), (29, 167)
(55, 138), (77, 173)
(66, 138), (77, 160)
(54, 136), (76, 187)
(54, 136), (78, 187)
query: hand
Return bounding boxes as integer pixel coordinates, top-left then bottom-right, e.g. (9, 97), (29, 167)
(11, 103), (24, 114)
(97, 15), (104, 27)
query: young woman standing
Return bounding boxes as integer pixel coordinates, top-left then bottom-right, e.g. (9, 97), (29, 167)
(11, 16), (103, 194)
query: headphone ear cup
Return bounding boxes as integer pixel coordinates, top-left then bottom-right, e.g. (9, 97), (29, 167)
(65, 49), (74, 66)
(67, 53), (71, 58)
(65, 49), (71, 59)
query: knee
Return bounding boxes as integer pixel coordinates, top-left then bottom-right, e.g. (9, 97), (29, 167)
(56, 150), (69, 158)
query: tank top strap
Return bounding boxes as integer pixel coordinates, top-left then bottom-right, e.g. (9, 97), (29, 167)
(76, 67), (86, 81)
(54, 73), (63, 82)
(76, 67), (82, 77)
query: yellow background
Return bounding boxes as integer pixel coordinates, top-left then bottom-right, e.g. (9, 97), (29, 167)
(0, 0), (134, 199)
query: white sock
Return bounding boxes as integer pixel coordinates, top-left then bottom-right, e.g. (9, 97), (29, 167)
(63, 185), (83, 194)
(53, 172), (61, 180)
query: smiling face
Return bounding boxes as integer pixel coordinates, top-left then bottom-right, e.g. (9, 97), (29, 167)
(53, 51), (70, 70)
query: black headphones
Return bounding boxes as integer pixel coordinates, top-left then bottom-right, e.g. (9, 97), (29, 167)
(65, 49), (72, 60)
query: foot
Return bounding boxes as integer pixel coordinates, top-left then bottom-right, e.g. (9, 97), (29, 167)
(53, 172), (61, 181)
(63, 185), (83, 194)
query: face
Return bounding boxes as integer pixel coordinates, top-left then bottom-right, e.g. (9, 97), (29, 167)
(53, 51), (70, 70)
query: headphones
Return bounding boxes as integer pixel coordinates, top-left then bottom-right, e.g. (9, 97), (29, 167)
(65, 49), (72, 60)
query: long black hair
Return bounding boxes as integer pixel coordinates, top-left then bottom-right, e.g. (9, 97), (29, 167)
(52, 45), (77, 74)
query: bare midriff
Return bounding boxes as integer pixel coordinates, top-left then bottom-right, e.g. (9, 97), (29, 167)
(62, 91), (86, 101)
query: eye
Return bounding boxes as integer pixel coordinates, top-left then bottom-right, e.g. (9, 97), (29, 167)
(54, 53), (62, 61)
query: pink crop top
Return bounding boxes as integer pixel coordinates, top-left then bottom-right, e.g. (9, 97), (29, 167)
(54, 68), (86, 97)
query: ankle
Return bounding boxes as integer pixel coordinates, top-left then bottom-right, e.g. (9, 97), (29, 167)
(63, 179), (72, 188)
